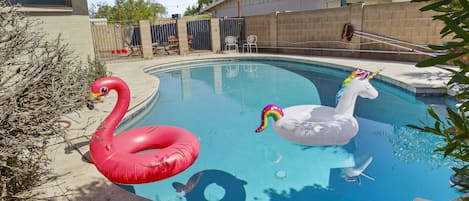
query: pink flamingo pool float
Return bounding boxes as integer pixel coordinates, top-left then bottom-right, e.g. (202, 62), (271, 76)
(89, 76), (200, 184)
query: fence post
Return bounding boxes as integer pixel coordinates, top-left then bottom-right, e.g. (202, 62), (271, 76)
(348, 3), (364, 51)
(139, 20), (153, 59)
(210, 18), (221, 53)
(177, 19), (189, 55)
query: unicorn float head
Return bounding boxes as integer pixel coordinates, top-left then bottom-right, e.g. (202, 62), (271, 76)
(255, 69), (381, 146)
(334, 69), (381, 116)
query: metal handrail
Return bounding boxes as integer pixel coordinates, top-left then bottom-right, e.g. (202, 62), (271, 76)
(257, 46), (444, 55)
(353, 31), (438, 57)
(253, 30), (443, 57)
(354, 30), (433, 50)
(259, 40), (381, 45)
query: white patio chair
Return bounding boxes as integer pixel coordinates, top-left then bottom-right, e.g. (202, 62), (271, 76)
(224, 36), (238, 51)
(242, 35), (258, 53)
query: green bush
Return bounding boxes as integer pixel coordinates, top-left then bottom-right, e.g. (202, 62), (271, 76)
(408, 0), (469, 196)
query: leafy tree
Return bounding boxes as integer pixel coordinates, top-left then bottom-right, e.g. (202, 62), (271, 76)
(92, 0), (167, 22)
(184, 5), (199, 16)
(407, 0), (469, 195)
(198, 0), (214, 7)
(183, 0), (213, 16)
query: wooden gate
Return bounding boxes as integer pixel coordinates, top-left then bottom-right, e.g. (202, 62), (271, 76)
(90, 20), (142, 60)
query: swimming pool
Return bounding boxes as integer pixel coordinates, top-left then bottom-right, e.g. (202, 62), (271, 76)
(120, 59), (460, 201)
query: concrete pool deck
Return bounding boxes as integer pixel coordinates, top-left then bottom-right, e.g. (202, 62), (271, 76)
(40, 53), (456, 200)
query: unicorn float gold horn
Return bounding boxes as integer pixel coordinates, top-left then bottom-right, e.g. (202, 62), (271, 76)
(368, 69), (383, 80)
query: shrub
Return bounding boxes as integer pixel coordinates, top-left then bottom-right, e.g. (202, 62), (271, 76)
(408, 0), (469, 196)
(0, 2), (106, 200)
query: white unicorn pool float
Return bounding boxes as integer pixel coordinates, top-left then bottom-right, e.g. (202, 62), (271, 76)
(255, 69), (381, 146)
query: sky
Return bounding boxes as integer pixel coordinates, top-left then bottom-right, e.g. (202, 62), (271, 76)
(87, 0), (199, 16)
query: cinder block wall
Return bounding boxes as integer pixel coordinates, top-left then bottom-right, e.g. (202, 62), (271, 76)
(245, 2), (449, 61)
(362, 2), (443, 47)
(245, 14), (272, 48)
(277, 7), (350, 49)
(360, 2), (447, 60)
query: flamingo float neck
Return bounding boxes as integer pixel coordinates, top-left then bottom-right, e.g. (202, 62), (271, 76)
(94, 77), (130, 143)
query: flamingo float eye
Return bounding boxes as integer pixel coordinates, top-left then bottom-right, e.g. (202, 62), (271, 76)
(100, 87), (108, 94)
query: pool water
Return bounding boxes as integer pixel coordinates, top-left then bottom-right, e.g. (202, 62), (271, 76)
(122, 59), (461, 201)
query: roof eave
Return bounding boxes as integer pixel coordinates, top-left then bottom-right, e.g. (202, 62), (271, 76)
(199, 0), (225, 14)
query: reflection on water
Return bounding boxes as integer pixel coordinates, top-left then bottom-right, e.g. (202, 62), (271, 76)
(225, 64), (239, 78)
(213, 65), (223, 94)
(225, 64), (258, 79)
(171, 169), (247, 201)
(340, 155), (375, 183)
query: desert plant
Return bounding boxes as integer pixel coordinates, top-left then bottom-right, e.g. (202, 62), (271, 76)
(0, 1), (106, 200)
(407, 0), (469, 196)
(87, 56), (108, 85)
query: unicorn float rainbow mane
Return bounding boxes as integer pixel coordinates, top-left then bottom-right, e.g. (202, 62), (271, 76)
(335, 69), (381, 105)
(254, 69), (381, 146)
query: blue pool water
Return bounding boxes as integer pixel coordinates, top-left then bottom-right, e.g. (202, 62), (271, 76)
(121, 59), (461, 201)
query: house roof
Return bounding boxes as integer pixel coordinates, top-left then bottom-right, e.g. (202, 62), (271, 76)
(199, 0), (226, 14)
(17, 6), (73, 14)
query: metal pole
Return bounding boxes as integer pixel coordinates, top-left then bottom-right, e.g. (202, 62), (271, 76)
(238, 0), (241, 17)
(354, 33), (437, 57)
(256, 46), (443, 55)
(354, 30), (432, 50)
(237, 0), (242, 52)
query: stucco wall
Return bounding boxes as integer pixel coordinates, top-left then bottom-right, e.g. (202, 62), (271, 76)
(32, 15), (95, 62)
(71, 0), (88, 15)
(19, 0), (94, 62)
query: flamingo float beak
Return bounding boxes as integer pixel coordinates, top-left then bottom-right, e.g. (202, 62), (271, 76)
(91, 93), (102, 100)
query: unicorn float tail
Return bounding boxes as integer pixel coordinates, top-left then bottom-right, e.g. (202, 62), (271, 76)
(255, 104), (284, 133)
